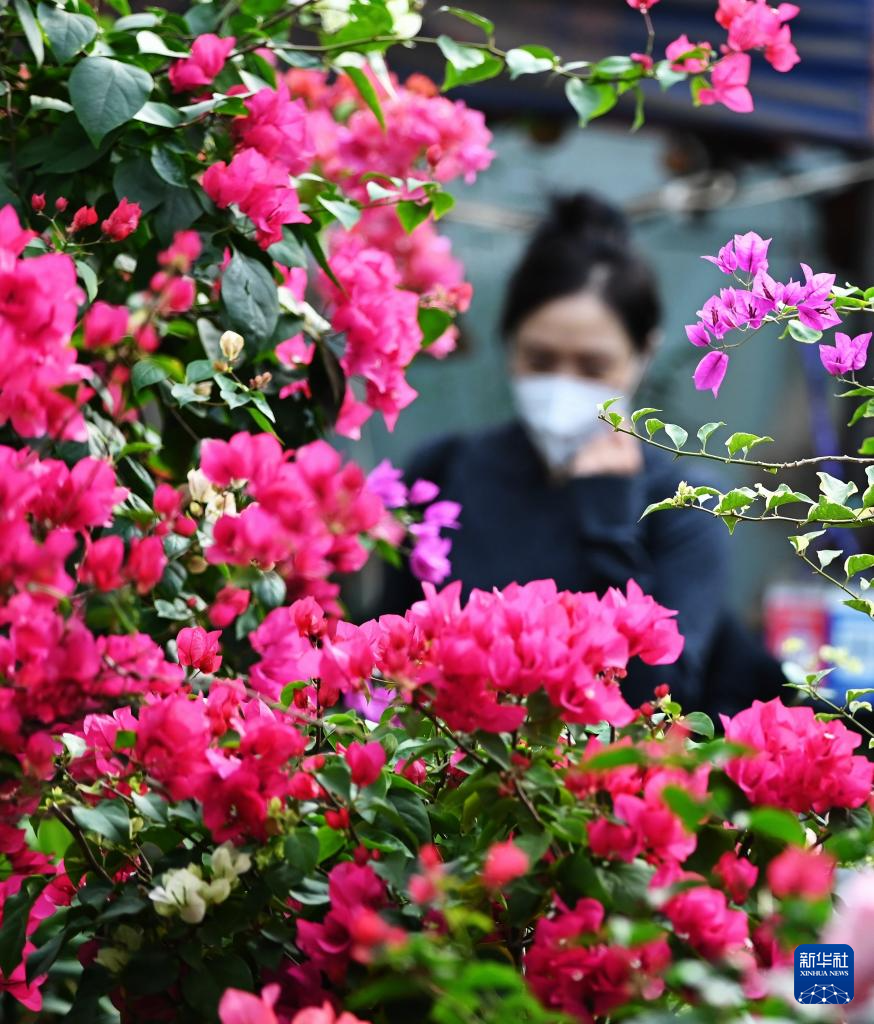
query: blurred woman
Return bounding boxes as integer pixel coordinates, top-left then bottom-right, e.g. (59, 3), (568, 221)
(382, 193), (780, 715)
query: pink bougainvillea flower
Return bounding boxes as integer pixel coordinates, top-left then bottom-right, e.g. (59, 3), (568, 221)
(203, 147), (310, 248)
(101, 198), (141, 241)
(78, 535), (125, 592)
(218, 984), (279, 1024)
(698, 53), (754, 113)
(685, 322), (712, 347)
(721, 698), (874, 813)
(69, 205), (98, 233)
(125, 535), (167, 594)
(208, 585), (251, 628)
(626, 0), (660, 9)
(714, 850), (758, 903)
(693, 350), (729, 396)
(291, 1003), (371, 1024)
(703, 232), (769, 276)
(482, 841), (530, 889)
(176, 626), (223, 674)
(819, 331), (872, 376)
(630, 52), (654, 71)
(169, 34), (236, 93)
(82, 301), (129, 349)
(665, 35), (712, 73)
(664, 885), (748, 958)
(344, 741), (386, 787)
(767, 846), (835, 900)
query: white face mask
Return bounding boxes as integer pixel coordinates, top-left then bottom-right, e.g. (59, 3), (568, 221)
(511, 373), (622, 472)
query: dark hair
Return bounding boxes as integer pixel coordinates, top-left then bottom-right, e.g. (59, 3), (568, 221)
(501, 192), (661, 352)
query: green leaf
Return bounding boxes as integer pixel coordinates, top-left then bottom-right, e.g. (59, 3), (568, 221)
(844, 597), (874, 617)
(505, 46), (554, 78)
(640, 499), (675, 518)
(153, 187), (201, 244)
(317, 195), (360, 230)
(806, 500), (858, 524)
(661, 786), (708, 831)
(36, 815), (73, 859)
(185, 359), (215, 384)
(437, 34), (485, 70)
(316, 826), (345, 864)
(746, 807), (805, 846)
(222, 252), (279, 342)
(284, 831), (319, 875)
(135, 101), (183, 128)
(254, 571), (286, 609)
(592, 55), (638, 79)
(132, 359), (168, 393)
(762, 483), (811, 512)
(0, 878), (48, 976)
(150, 144), (188, 188)
(584, 747), (648, 770)
(15, 0), (45, 67)
(69, 57), (153, 146)
(697, 420), (725, 450)
(113, 729), (136, 751)
(644, 417), (664, 438)
(664, 423), (688, 450)
(716, 485), (757, 512)
(786, 319), (823, 344)
(37, 2), (97, 63)
(135, 28), (187, 57)
(817, 472), (857, 507)
(72, 801), (130, 844)
(29, 94), (73, 112)
(632, 406), (660, 424)
(268, 226), (307, 269)
(654, 59), (687, 90)
(396, 199), (431, 234)
(75, 259), (98, 302)
(443, 53), (503, 89)
(846, 554), (874, 579)
(113, 157), (167, 214)
(418, 306), (453, 348)
(438, 6), (494, 35)
(789, 530), (825, 555)
(114, 12), (159, 30)
(725, 431), (774, 458)
(565, 79), (617, 126)
(682, 711), (715, 740)
(26, 926), (70, 985)
(431, 191), (454, 220)
(342, 65), (385, 129)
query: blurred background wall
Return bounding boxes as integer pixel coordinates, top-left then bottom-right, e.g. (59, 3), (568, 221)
(343, 0), (874, 631)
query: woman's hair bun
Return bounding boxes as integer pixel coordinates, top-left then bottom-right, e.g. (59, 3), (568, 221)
(542, 192), (630, 246)
(501, 190), (660, 351)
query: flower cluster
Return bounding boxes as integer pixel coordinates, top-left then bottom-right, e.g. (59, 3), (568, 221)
(687, 231), (841, 394)
(660, 0), (799, 114)
(722, 697), (874, 812)
(0, 207), (85, 439)
(197, 432), (387, 610)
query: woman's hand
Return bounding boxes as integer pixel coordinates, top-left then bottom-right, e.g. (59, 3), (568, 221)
(570, 429), (643, 477)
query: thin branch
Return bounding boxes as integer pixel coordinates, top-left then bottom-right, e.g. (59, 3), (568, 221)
(600, 415), (874, 470)
(50, 805), (114, 884)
